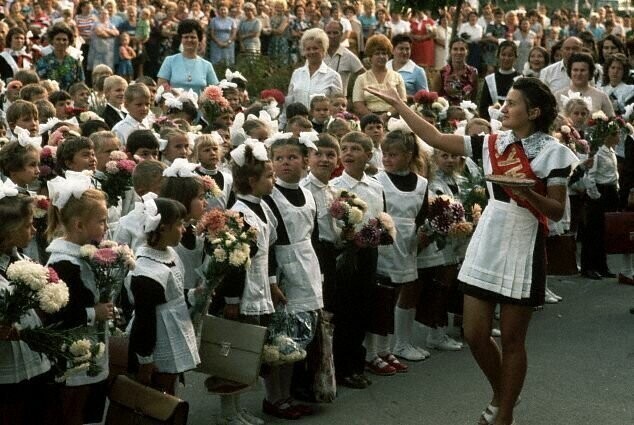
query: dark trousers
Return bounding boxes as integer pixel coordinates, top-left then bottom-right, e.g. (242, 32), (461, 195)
(332, 247), (376, 378)
(314, 240), (337, 313)
(581, 184), (619, 273)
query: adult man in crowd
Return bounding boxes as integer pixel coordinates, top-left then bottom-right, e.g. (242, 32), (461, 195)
(323, 20), (364, 97)
(539, 36), (583, 93)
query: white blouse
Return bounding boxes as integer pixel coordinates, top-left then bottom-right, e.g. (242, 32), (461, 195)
(285, 61), (344, 109)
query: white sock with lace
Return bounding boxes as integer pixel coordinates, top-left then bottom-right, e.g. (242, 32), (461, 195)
(394, 307), (414, 347)
(376, 334), (392, 356)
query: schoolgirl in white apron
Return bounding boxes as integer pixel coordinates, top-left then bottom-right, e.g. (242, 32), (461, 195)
(195, 165), (234, 210)
(479, 41), (521, 120)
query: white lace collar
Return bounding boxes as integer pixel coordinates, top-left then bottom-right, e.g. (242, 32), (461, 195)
(495, 130), (553, 159)
(135, 245), (176, 264)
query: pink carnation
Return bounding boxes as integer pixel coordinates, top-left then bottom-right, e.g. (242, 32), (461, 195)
(47, 267), (59, 283)
(203, 85), (223, 101)
(105, 161), (119, 174)
(198, 209), (227, 237)
(92, 248), (118, 266)
(48, 126), (70, 146)
(109, 151), (127, 161)
(329, 201), (347, 220)
(117, 159), (136, 173)
(41, 145), (57, 158)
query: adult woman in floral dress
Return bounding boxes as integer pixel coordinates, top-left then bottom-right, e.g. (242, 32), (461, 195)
(439, 38), (478, 105)
(36, 23), (84, 91)
(366, 76), (577, 425)
(268, 0), (291, 65)
(158, 2), (180, 66)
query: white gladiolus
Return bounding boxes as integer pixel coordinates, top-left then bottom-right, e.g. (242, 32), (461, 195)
(592, 111), (608, 121)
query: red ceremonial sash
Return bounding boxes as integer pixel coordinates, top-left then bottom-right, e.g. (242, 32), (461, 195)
(487, 134), (549, 233)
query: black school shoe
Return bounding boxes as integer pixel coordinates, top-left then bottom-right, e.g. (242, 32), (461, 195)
(337, 374), (368, 389)
(581, 270), (602, 280)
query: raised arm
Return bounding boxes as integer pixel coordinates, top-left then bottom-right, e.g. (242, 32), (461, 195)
(364, 86), (466, 155)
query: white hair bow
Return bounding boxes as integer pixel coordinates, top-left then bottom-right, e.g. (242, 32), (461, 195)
(142, 194), (162, 233)
(163, 92), (183, 110)
(264, 132), (293, 147)
(152, 132), (169, 152)
(309, 93), (326, 100)
(624, 104), (634, 121)
(225, 69), (247, 82)
(230, 112), (247, 146)
(230, 139), (268, 166)
(180, 89), (199, 106)
(13, 126), (42, 149)
(38, 117), (61, 135)
(387, 117), (413, 133)
(186, 132), (198, 149)
(460, 101), (478, 121)
(488, 106), (504, 121)
(248, 110), (278, 135)
(452, 120), (468, 136)
(218, 79), (238, 89)
(47, 173), (92, 209)
(155, 85), (166, 104)
(299, 131), (319, 151)
(210, 131), (224, 145)
(263, 99), (280, 120)
(560, 90), (593, 112)
(490, 118), (503, 133)
(0, 179), (19, 199)
(163, 158), (199, 177)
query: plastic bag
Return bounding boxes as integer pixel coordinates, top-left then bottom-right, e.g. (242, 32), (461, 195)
(263, 309), (315, 366)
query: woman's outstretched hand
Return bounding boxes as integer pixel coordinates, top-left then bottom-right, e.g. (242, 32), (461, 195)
(364, 85), (402, 107)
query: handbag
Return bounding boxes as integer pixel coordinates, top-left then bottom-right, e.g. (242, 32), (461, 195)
(312, 311), (336, 403)
(604, 212), (634, 254)
(105, 375), (188, 425)
(197, 315), (267, 386)
(546, 234), (579, 275)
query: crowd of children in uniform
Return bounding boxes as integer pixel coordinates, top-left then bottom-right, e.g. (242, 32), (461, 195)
(0, 60), (632, 425)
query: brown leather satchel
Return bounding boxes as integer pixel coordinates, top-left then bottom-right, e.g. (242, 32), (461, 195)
(604, 212), (634, 254)
(105, 375), (189, 425)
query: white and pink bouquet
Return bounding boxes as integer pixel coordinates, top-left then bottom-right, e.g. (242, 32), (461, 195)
(418, 195), (473, 250)
(353, 212), (396, 248)
(198, 175), (223, 199)
(80, 240), (136, 304)
(328, 190), (367, 237)
(97, 150), (137, 207)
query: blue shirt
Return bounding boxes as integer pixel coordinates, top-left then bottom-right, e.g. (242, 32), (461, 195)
(157, 53), (219, 94)
(387, 59), (428, 96)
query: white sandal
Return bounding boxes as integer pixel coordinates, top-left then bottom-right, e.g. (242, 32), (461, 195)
(477, 404), (498, 425)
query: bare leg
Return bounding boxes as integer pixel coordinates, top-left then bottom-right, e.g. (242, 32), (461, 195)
(495, 303), (532, 425)
(463, 295), (501, 406)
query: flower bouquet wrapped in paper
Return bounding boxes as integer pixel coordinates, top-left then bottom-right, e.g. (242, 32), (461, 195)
(191, 209), (258, 330)
(96, 151), (137, 207)
(418, 195), (473, 250)
(38, 145), (58, 184)
(587, 112), (632, 154)
(328, 189), (367, 241)
(262, 309), (307, 366)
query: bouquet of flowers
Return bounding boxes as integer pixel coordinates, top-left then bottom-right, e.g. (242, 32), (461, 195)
(262, 310), (307, 366)
(79, 241), (136, 305)
(192, 209), (258, 330)
(418, 195), (473, 250)
(587, 112), (631, 153)
(18, 326), (105, 379)
(198, 175), (223, 200)
(0, 260), (69, 325)
(38, 145), (58, 184)
(33, 195), (51, 262)
(328, 189), (367, 239)
(353, 212), (396, 248)
(96, 151), (137, 207)
(200, 85), (232, 130)
(556, 124), (590, 155)
(458, 176), (488, 225)
(412, 90), (449, 117)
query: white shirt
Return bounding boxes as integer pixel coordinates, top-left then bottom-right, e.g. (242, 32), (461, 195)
(300, 173), (339, 244)
(539, 60), (570, 94)
(285, 61), (343, 109)
(585, 144), (619, 199)
(330, 171), (384, 224)
(324, 45), (365, 97)
(112, 114), (151, 145)
(389, 19), (410, 36)
(458, 22), (483, 42)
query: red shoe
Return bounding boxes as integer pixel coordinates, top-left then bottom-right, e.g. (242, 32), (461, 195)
(365, 356), (396, 376)
(380, 353), (409, 373)
(262, 399), (301, 420)
(618, 274), (634, 286)
(285, 399), (314, 416)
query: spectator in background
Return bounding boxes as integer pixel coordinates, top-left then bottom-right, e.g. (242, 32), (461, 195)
(323, 20), (364, 97)
(387, 33), (428, 98)
(587, 12), (605, 40)
(527, 9), (543, 47)
(0, 28), (33, 82)
(481, 8), (507, 75)
(410, 10), (435, 68)
(36, 23), (85, 91)
(74, 1), (96, 81)
(375, 8), (390, 38)
(239, 2), (262, 55)
(459, 11), (483, 71)
(209, 1), (238, 66)
(540, 36), (583, 94)
(514, 17), (536, 72)
(88, 8), (119, 75)
(523, 45), (549, 78)
(290, 3), (311, 62)
(268, 0), (291, 65)
(438, 37), (478, 105)
(157, 2), (179, 66)
(389, 8), (410, 37)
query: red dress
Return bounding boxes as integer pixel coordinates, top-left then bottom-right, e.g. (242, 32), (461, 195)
(410, 16), (435, 67)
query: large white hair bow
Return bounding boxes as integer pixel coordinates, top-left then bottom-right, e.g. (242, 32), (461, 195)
(309, 93), (326, 100)
(162, 92), (183, 110)
(263, 99), (280, 120)
(225, 69), (247, 82)
(13, 126), (42, 149)
(299, 131), (319, 151)
(264, 132), (293, 147)
(218, 79), (238, 89)
(230, 139), (268, 166)
(247, 110), (279, 135)
(623, 103), (633, 121)
(180, 89), (199, 106)
(38, 117), (60, 135)
(142, 193), (162, 233)
(47, 173), (92, 209)
(387, 117), (413, 133)
(230, 112), (247, 146)
(163, 158), (199, 177)
(155, 85), (166, 104)
(152, 132), (169, 152)
(560, 90), (593, 112)
(186, 132), (198, 149)
(488, 106), (504, 121)
(0, 179), (19, 199)
(460, 100), (478, 121)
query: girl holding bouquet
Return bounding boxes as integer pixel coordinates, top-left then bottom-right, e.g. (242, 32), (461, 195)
(128, 197), (200, 395)
(372, 129), (428, 369)
(45, 174), (112, 425)
(365, 78), (577, 425)
(263, 136), (323, 420)
(0, 190), (55, 425)
(192, 133), (235, 210)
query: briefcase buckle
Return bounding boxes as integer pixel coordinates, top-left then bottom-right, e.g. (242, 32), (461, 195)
(219, 341), (232, 357)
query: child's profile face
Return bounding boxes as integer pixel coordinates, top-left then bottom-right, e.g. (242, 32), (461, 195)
(250, 162), (275, 197)
(311, 101), (330, 124)
(215, 129), (231, 155)
(382, 145), (411, 173)
(80, 200), (108, 243)
(95, 138), (121, 171)
(73, 89), (90, 109)
(568, 105), (589, 128)
(132, 147), (159, 161)
(67, 148), (97, 172)
(197, 143), (220, 169)
(163, 135), (189, 162)
(13, 114), (39, 136)
(105, 83), (127, 106)
(363, 122), (384, 145)
(340, 141), (372, 176)
(12, 150), (40, 186)
(330, 98), (347, 116)
(216, 112), (234, 128)
(54, 99), (73, 119)
(225, 93), (241, 112)
(160, 218), (185, 247)
(9, 212), (35, 250)
(271, 144), (307, 183)
(126, 95), (151, 122)
(189, 187), (206, 220)
(249, 126), (270, 143)
(308, 147), (338, 182)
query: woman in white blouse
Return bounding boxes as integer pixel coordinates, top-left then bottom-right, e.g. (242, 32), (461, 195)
(285, 28), (343, 110)
(600, 53), (634, 116)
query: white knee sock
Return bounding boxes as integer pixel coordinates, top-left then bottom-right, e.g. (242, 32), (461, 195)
(220, 395), (237, 417)
(621, 254), (633, 277)
(264, 367), (281, 404)
(394, 307), (414, 347)
(279, 364), (294, 401)
(376, 334), (392, 356)
(364, 333), (378, 361)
